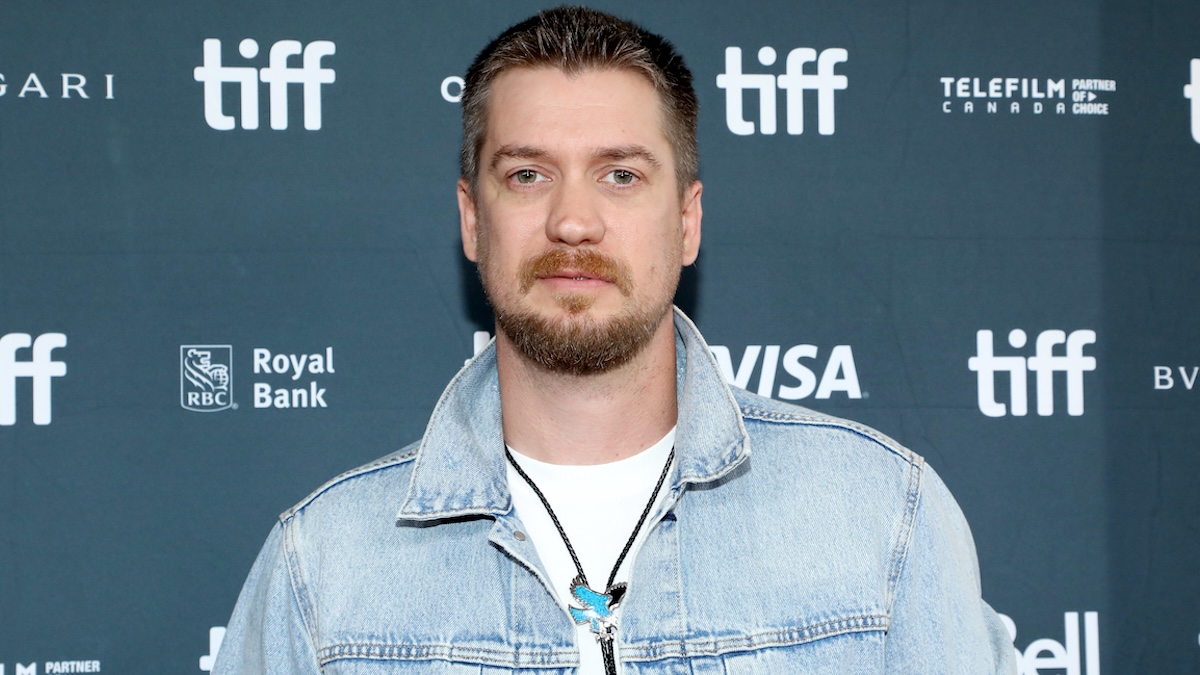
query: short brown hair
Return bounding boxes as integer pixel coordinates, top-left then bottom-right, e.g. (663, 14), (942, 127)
(460, 6), (698, 194)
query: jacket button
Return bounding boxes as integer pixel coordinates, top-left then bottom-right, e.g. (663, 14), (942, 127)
(513, 530), (527, 541)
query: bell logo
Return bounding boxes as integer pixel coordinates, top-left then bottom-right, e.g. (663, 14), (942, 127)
(193, 38), (336, 130)
(0, 332), (67, 426)
(716, 46), (848, 136)
(1000, 611), (1101, 675)
(968, 329), (1096, 417)
(1185, 58), (1200, 144)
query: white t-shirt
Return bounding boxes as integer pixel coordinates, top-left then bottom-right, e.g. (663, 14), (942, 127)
(506, 428), (676, 675)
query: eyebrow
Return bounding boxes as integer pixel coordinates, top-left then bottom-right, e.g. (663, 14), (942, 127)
(592, 145), (661, 168)
(489, 145), (548, 171)
(488, 144), (662, 170)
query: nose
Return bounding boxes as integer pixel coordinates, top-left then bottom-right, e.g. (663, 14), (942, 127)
(544, 176), (605, 247)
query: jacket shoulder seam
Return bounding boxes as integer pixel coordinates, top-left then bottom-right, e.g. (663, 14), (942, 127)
(280, 448), (418, 522)
(738, 404), (920, 467)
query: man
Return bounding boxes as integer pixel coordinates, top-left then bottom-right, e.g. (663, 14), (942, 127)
(214, 6), (1016, 673)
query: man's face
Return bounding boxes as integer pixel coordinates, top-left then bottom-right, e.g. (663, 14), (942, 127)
(458, 67), (702, 375)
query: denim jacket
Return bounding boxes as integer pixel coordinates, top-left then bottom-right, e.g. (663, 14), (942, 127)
(214, 309), (1017, 674)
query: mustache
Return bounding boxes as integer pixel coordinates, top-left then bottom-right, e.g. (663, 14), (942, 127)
(519, 249), (633, 297)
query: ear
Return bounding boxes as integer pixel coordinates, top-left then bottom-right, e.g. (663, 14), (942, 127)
(458, 178), (480, 262)
(680, 180), (703, 266)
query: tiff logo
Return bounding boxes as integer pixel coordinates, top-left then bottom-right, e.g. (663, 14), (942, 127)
(968, 329), (1096, 417)
(1, 333), (67, 426)
(199, 626), (226, 672)
(1186, 58), (1200, 143)
(716, 46), (848, 136)
(193, 38), (335, 130)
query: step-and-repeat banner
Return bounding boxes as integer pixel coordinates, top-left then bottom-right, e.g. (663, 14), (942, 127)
(3, 1), (1198, 672)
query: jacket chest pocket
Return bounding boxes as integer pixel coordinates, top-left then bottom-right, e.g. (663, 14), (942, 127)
(623, 628), (887, 675)
(324, 661), (574, 675)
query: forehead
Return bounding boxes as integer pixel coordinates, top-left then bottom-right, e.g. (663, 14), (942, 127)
(482, 67), (671, 155)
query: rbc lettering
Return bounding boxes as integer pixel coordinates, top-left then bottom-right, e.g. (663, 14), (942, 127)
(187, 391), (229, 407)
(0, 333), (67, 426)
(193, 38), (336, 130)
(968, 329), (1096, 417)
(716, 46), (848, 135)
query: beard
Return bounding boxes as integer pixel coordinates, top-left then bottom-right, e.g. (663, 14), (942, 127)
(480, 247), (679, 376)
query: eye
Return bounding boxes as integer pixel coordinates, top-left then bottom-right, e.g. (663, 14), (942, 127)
(512, 169), (545, 185)
(604, 169), (638, 185)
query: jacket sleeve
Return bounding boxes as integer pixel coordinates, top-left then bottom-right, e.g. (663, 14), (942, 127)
(211, 522), (323, 675)
(883, 463), (1018, 674)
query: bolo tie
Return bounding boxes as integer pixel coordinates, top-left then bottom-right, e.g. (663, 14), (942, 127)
(506, 446), (675, 675)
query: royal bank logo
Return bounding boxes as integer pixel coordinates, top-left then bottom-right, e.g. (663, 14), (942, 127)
(251, 347), (334, 409)
(193, 38), (336, 130)
(716, 46), (848, 135)
(968, 329), (1096, 417)
(939, 75), (1115, 116)
(181, 346), (233, 412)
(179, 345), (336, 412)
(1186, 58), (1200, 143)
(1, 332), (67, 426)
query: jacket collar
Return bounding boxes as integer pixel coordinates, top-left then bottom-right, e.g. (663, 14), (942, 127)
(396, 307), (750, 522)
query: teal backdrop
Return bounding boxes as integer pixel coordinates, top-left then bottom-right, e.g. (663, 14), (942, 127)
(2, 1), (1198, 672)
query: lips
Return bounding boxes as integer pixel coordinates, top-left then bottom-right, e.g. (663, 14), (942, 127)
(519, 249), (633, 296)
(543, 268), (612, 283)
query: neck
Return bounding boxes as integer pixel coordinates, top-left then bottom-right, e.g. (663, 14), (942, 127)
(495, 313), (678, 465)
